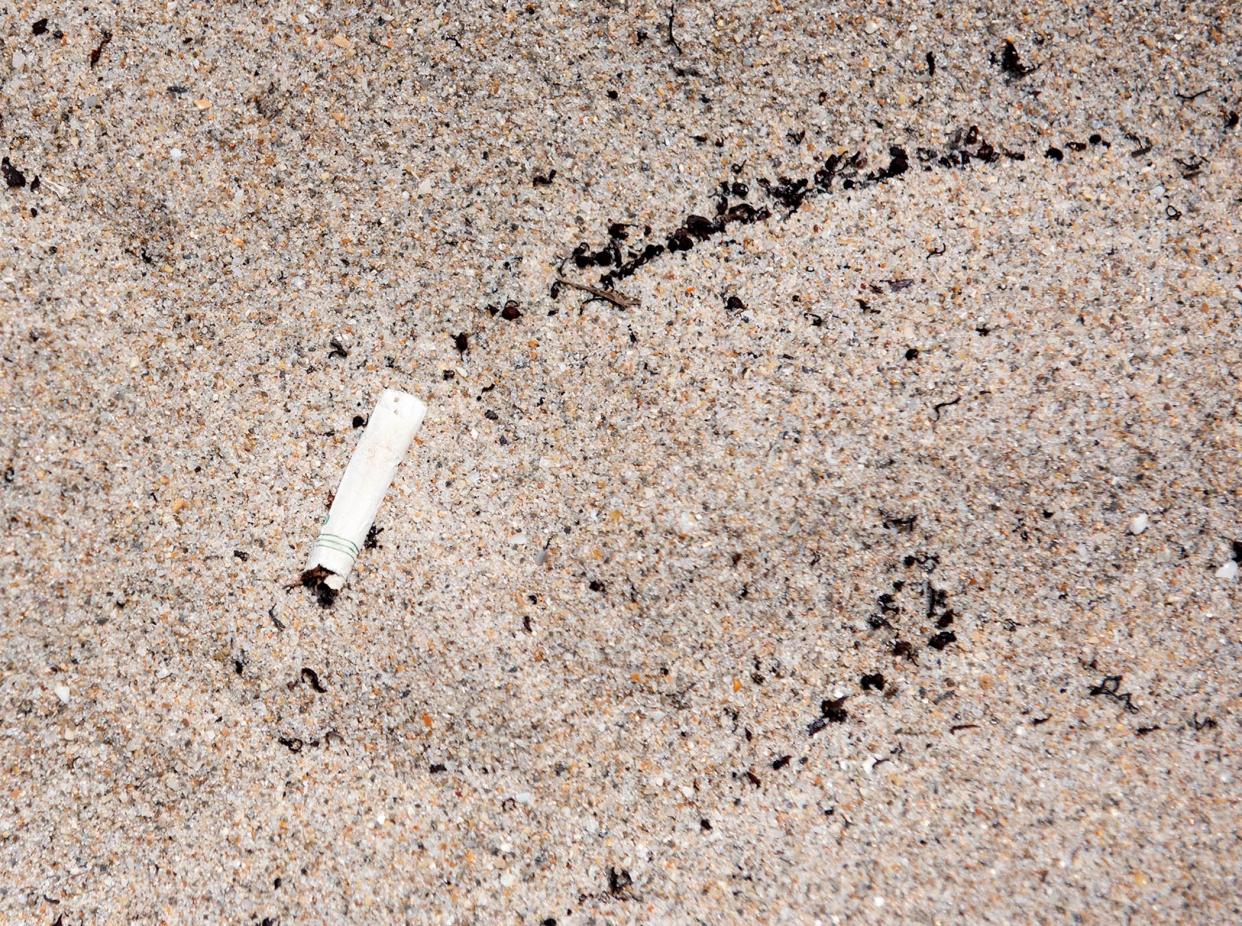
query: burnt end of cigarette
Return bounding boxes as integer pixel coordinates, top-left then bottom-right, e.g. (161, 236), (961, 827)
(300, 566), (340, 608)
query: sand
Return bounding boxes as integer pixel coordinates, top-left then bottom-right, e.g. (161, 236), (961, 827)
(1, 1), (1238, 923)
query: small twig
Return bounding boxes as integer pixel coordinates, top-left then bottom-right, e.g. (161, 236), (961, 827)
(1124, 131), (1153, 157)
(667, 2), (682, 55)
(89, 29), (112, 68)
(555, 277), (639, 309)
(931, 395), (961, 420)
(1174, 87), (1211, 103)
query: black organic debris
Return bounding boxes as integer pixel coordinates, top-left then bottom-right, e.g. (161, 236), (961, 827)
(300, 667), (327, 692)
(1088, 674), (1140, 714)
(89, 29), (112, 68)
(607, 866), (633, 895)
(808, 696), (848, 734)
(2, 157), (27, 188)
(999, 40), (1036, 79)
(575, 124), (1047, 294)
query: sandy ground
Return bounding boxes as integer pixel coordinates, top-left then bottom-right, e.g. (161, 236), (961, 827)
(1, 1), (1239, 923)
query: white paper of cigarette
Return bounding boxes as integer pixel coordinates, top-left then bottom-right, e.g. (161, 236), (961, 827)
(305, 388), (427, 591)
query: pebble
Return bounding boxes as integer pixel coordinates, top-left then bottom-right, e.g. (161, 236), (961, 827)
(1128, 513), (1148, 534)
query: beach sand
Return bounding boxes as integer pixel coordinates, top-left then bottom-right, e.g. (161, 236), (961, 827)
(1, 2), (1238, 922)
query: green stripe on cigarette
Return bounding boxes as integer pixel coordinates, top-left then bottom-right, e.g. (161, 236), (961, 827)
(315, 533), (359, 558)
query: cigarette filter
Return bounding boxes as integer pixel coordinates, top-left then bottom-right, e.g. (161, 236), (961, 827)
(305, 388), (427, 590)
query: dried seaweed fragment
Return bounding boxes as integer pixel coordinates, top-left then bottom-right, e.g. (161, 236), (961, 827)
(1088, 675), (1140, 713)
(998, 40), (1037, 79)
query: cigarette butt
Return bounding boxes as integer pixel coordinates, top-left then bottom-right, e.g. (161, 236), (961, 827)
(303, 389), (427, 598)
